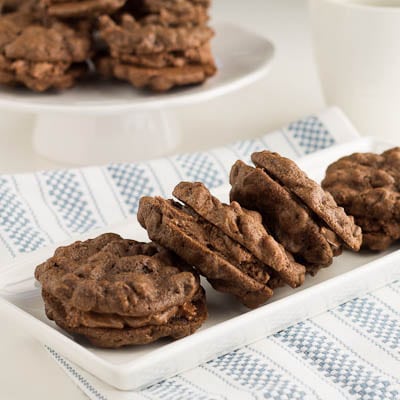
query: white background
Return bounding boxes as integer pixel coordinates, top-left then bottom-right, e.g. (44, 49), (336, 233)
(0, 0), (326, 399)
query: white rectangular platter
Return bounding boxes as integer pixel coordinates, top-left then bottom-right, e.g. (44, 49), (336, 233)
(1, 137), (400, 391)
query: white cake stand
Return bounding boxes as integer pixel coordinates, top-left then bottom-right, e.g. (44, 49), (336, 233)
(0, 23), (274, 165)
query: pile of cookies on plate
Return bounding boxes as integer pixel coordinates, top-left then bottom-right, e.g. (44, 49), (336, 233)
(0, 0), (216, 92)
(38, 147), (400, 348)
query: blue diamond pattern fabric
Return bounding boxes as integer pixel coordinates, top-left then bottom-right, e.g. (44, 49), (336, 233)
(333, 296), (400, 352)
(228, 138), (267, 165)
(40, 170), (99, 234)
(0, 177), (47, 255)
(286, 115), (336, 154)
(174, 152), (225, 188)
(207, 349), (308, 399)
(1, 108), (399, 400)
(275, 321), (400, 400)
(106, 163), (156, 215)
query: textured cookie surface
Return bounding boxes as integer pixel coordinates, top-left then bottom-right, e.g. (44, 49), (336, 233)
(138, 196), (274, 308)
(104, 42), (214, 68)
(322, 147), (400, 250)
(252, 151), (362, 251)
(110, 59), (215, 91)
(124, 0), (210, 26)
(35, 233), (200, 316)
(0, 15), (91, 91)
(43, 289), (207, 348)
(173, 181), (305, 288)
(230, 160), (341, 273)
(98, 14), (214, 55)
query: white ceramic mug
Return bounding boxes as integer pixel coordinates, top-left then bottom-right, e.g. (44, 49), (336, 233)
(309, 0), (400, 142)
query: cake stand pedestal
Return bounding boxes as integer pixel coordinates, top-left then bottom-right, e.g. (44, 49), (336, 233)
(0, 23), (274, 165)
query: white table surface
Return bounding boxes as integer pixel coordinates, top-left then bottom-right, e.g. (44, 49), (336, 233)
(0, 0), (326, 399)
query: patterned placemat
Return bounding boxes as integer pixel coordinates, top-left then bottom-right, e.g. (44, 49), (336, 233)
(2, 107), (399, 400)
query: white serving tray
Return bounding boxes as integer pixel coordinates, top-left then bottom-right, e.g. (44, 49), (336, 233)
(1, 137), (399, 391)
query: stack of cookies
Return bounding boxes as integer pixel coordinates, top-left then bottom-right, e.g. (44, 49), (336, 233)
(0, 0), (216, 92)
(230, 151), (362, 274)
(0, 6), (92, 91)
(97, 0), (216, 92)
(35, 233), (207, 348)
(138, 182), (306, 308)
(138, 155), (362, 308)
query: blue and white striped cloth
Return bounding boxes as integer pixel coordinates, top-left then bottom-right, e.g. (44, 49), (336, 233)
(2, 107), (400, 399)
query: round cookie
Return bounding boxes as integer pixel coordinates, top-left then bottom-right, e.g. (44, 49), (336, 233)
(35, 233), (201, 316)
(322, 147), (400, 251)
(251, 151), (362, 251)
(43, 289), (207, 348)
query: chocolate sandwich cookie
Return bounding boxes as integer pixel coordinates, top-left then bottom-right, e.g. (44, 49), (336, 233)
(40, 0), (126, 18)
(173, 182), (306, 288)
(35, 233), (206, 347)
(43, 289), (206, 348)
(107, 42), (214, 69)
(35, 233), (201, 315)
(251, 151), (362, 251)
(138, 183), (306, 308)
(322, 147), (400, 251)
(0, 15), (91, 91)
(230, 153), (361, 273)
(101, 58), (215, 91)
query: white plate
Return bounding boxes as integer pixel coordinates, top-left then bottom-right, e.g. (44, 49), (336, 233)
(1, 137), (400, 391)
(0, 22), (274, 114)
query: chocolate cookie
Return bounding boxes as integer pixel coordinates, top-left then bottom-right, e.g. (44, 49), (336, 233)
(173, 182), (306, 288)
(43, 288), (206, 348)
(138, 182), (307, 308)
(0, 0), (35, 13)
(0, 16), (91, 91)
(322, 147), (400, 251)
(40, 0), (126, 18)
(35, 233), (201, 316)
(108, 43), (214, 69)
(230, 160), (340, 273)
(0, 56), (87, 91)
(98, 14), (214, 56)
(251, 151), (362, 251)
(124, 0), (210, 26)
(104, 58), (215, 91)
(138, 196), (273, 308)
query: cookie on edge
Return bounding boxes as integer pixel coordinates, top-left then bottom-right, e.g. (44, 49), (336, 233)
(173, 181), (306, 288)
(251, 151), (362, 251)
(229, 157), (358, 273)
(138, 182), (307, 308)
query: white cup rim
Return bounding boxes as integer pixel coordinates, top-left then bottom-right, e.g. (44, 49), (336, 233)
(321, 0), (400, 12)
